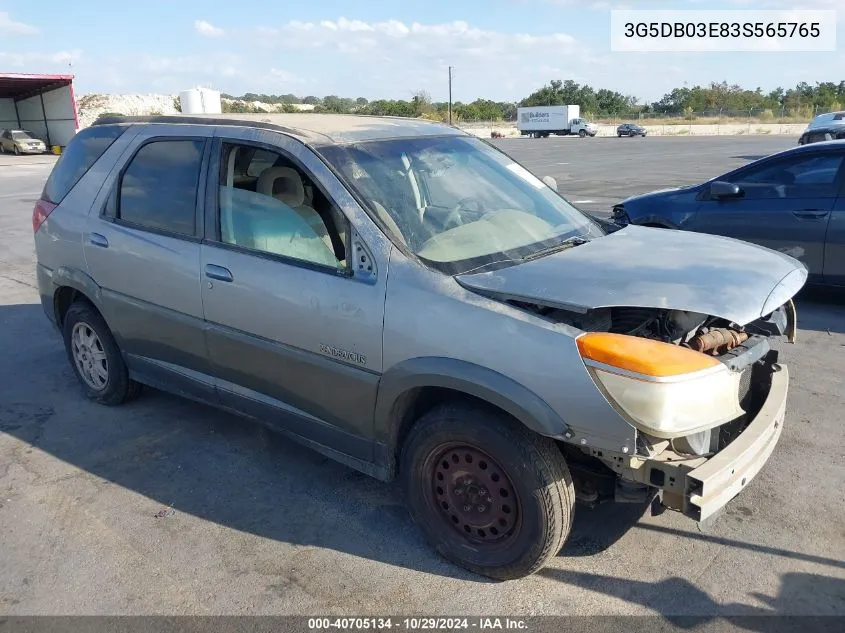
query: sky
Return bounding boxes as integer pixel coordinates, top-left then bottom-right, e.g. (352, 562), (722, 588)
(1, 0), (843, 104)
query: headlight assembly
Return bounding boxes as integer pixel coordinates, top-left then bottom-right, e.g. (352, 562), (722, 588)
(577, 332), (744, 438)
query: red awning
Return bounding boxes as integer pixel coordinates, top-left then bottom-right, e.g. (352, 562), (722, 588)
(0, 73), (74, 100)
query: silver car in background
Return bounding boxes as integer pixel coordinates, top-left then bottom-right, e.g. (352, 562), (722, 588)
(0, 129), (47, 154)
(33, 114), (805, 579)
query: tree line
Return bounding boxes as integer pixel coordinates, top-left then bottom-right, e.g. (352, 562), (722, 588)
(220, 79), (845, 122)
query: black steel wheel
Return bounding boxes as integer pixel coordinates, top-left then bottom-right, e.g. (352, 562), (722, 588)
(426, 443), (521, 545)
(401, 402), (575, 580)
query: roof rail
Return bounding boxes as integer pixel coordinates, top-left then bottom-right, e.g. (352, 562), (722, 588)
(89, 114), (320, 141)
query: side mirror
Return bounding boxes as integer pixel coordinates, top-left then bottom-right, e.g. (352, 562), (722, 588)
(709, 180), (743, 199)
(542, 175), (558, 192)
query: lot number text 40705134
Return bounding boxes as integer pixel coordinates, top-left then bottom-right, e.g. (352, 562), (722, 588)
(307, 617), (529, 630)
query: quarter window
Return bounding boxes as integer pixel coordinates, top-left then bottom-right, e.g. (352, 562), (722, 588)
(118, 140), (205, 235)
(42, 124), (127, 204)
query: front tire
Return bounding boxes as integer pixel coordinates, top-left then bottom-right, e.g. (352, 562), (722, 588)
(14, 145), (20, 155)
(401, 403), (575, 580)
(62, 301), (141, 405)
(578, 130), (587, 138)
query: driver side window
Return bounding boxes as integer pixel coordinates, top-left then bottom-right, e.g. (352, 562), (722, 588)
(733, 153), (844, 199)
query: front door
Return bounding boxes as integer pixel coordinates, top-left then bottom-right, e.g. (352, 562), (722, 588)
(199, 133), (389, 461)
(690, 150), (844, 280)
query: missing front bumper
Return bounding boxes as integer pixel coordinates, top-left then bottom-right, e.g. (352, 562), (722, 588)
(600, 362), (788, 522)
(683, 364), (787, 521)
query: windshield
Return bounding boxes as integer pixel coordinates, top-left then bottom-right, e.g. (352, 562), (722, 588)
(12, 131), (36, 140)
(319, 135), (602, 272)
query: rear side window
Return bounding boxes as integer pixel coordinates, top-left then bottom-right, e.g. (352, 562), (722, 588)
(117, 139), (205, 236)
(42, 125), (127, 204)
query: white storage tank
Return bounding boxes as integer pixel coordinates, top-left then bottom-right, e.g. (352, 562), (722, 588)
(179, 87), (222, 114)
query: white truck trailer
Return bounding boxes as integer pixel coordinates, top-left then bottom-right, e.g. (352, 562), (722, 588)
(517, 105), (597, 138)
(0, 73), (78, 152)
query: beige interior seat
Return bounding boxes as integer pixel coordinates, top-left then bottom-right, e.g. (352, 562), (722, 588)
(251, 166), (338, 266)
(257, 167), (336, 254)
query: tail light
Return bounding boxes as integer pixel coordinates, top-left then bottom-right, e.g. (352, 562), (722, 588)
(32, 199), (57, 233)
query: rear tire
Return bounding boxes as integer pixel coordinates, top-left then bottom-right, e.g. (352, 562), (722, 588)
(401, 402), (575, 580)
(62, 301), (142, 406)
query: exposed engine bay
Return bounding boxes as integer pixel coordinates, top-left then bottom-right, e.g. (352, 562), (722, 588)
(508, 301), (796, 352)
(508, 297), (795, 477)
(504, 298), (797, 510)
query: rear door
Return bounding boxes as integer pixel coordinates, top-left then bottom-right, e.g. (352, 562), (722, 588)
(83, 125), (215, 398)
(689, 149), (845, 280)
(198, 130), (389, 461)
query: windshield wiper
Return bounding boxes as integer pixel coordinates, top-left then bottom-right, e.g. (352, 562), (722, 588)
(522, 236), (589, 261)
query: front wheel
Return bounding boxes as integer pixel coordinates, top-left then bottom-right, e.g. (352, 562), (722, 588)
(578, 130), (587, 138)
(14, 145), (20, 155)
(401, 403), (575, 580)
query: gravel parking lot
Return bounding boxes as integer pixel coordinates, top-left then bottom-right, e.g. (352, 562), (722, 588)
(1, 138), (843, 617)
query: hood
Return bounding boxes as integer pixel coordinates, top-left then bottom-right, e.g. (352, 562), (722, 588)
(456, 225), (808, 326)
(622, 184), (698, 203)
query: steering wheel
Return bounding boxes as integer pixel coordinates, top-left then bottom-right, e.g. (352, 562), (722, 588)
(442, 197), (485, 230)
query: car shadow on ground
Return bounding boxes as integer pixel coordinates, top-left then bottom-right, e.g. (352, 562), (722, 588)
(794, 286), (845, 335)
(537, 567), (845, 621)
(0, 302), (648, 584)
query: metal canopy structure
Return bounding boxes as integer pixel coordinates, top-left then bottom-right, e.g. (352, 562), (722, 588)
(0, 73), (78, 147)
(0, 73), (73, 100)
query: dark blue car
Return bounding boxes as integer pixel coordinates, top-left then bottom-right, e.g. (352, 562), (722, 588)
(611, 141), (845, 286)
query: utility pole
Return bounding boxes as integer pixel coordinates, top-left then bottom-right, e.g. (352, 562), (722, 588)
(448, 66), (453, 125)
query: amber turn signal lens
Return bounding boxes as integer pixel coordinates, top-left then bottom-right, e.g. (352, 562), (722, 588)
(576, 332), (721, 378)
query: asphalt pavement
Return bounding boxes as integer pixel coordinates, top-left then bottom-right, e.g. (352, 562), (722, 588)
(0, 140), (843, 616)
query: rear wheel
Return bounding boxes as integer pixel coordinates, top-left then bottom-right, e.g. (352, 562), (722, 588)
(401, 402), (575, 580)
(62, 301), (141, 405)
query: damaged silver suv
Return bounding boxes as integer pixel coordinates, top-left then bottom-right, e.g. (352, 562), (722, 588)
(33, 114), (805, 580)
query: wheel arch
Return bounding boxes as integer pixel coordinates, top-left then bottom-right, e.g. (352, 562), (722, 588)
(51, 267), (108, 328)
(374, 357), (570, 479)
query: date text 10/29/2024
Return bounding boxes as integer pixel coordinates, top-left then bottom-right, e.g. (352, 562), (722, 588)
(308, 618), (528, 630)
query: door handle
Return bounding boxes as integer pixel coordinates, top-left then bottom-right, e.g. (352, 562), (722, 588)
(792, 209), (829, 219)
(205, 264), (233, 282)
(89, 233), (109, 248)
